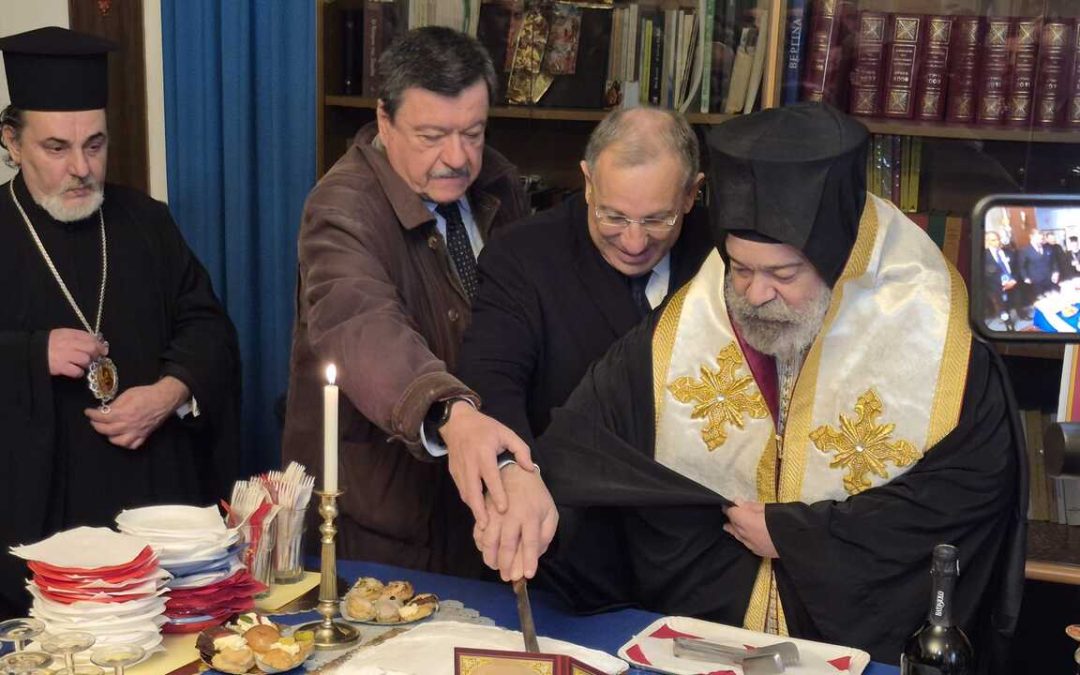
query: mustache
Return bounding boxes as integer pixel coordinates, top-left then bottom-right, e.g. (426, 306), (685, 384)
(64, 176), (101, 192)
(429, 166), (470, 180)
(728, 295), (802, 324)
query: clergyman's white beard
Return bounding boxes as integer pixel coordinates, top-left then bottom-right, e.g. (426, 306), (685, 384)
(38, 180), (104, 222)
(724, 275), (831, 362)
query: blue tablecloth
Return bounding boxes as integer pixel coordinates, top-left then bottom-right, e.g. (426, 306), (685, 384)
(281, 560), (899, 675)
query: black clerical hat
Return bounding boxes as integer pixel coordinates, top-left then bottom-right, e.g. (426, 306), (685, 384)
(0, 26), (116, 111)
(707, 103), (869, 287)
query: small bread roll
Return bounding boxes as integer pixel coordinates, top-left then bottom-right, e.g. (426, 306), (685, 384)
(256, 648), (296, 671)
(345, 594), (376, 621)
(374, 597), (403, 623)
(349, 577), (385, 601)
(211, 646), (255, 674)
(243, 624), (281, 653)
(380, 580), (414, 603)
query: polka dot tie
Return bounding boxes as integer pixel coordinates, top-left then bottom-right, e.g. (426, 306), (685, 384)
(436, 202), (478, 300)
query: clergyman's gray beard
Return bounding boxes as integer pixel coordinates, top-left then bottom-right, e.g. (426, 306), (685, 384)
(39, 181), (104, 222)
(724, 276), (831, 361)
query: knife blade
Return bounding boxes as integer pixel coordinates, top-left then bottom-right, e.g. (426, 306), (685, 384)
(512, 578), (541, 653)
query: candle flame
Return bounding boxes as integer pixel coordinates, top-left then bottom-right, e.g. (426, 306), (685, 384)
(326, 364), (337, 385)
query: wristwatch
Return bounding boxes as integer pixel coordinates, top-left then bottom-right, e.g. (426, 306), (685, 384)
(424, 397), (468, 443)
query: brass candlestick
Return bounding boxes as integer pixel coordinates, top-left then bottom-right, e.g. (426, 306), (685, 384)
(296, 490), (359, 649)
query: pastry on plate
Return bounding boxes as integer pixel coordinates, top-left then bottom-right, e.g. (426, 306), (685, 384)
(345, 594), (376, 622)
(349, 576), (385, 601)
(380, 580), (414, 603)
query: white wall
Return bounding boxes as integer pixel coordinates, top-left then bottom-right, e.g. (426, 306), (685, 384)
(144, 0), (167, 202)
(0, 0), (70, 184)
(0, 0), (168, 201)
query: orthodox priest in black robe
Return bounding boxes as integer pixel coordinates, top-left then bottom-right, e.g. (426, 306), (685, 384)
(527, 104), (1026, 671)
(0, 27), (240, 618)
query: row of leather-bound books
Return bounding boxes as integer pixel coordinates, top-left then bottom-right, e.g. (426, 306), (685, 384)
(797, 2), (1080, 128)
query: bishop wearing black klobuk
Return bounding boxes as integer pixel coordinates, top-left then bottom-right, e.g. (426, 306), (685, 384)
(533, 104), (1025, 671)
(0, 27), (240, 618)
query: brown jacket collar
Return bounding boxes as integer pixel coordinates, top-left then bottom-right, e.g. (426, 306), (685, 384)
(353, 123), (516, 240)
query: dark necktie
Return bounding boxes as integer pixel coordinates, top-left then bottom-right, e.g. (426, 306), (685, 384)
(436, 202), (478, 300)
(629, 273), (652, 317)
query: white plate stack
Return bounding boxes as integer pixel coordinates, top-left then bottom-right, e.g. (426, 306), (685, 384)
(115, 505), (259, 633)
(10, 526), (169, 657)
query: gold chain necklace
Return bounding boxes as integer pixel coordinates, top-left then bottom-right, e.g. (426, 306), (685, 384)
(9, 179), (118, 410)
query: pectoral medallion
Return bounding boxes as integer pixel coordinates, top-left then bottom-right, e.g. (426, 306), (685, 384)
(88, 356), (118, 411)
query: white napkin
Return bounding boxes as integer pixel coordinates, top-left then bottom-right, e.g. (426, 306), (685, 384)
(10, 527), (149, 568)
(116, 505), (227, 533)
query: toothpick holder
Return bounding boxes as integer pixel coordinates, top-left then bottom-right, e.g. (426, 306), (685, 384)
(296, 490), (359, 649)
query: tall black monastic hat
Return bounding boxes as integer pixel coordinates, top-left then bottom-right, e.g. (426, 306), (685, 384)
(0, 26), (116, 111)
(707, 103), (869, 287)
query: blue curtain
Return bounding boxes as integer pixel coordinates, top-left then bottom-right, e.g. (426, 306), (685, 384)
(161, 2), (315, 474)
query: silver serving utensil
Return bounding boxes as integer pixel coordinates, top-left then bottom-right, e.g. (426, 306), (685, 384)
(673, 636), (800, 673)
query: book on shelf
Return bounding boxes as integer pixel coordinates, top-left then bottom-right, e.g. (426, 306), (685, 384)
(801, 0), (850, 106)
(700, 0), (716, 113)
(1034, 19), (1075, 127)
(849, 10), (887, 117)
(743, 7), (770, 113)
(476, 1), (513, 100)
(781, 0), (808, 105)
(941, 213), (963, 272)
(913, 15), (953, 121)
(407, 0), (475, 35)
(648, 12), (664, 105)
(1004, 17), (1041, 126)
(605, 5), (624, 106)
(1067, 21), (1080, 127)
(538, 5), (612, 109)
(661, 8), (676, 108)
(342, 9), (361, 96)
(724, 23), (757, 112)
(883, 135), (926, 212)
(976, 17), (1013, 125)
(711, 0), (738, 111)
(945, 15), (983, 123)
(890, 134), (901, 203)
(953, 213), (972, 285)
(881, 13), (924, 119)
(362, 0), (406, 98)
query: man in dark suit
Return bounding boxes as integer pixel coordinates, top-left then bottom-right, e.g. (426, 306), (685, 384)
(1062, 236), (1080, 281)
(455, 107), (711, 583)
(983, 231), (1021, 322)
(1019, 229), (1060, 297)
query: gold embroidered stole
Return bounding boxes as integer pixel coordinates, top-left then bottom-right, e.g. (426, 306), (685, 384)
(651, 195), (972, 633)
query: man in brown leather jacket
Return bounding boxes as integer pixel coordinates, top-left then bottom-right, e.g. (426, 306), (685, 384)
(282, 27), (534, 576)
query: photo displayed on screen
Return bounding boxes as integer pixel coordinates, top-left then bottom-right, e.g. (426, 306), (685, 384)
(982, 205), (1080, 333)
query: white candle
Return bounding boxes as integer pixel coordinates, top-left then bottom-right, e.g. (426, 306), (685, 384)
(324, 364), (339, 493)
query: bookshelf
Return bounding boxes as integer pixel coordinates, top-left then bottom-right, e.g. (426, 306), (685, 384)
(857, 118), (1080, 144)
(324, 94), (736, 123)
(315, 0), (788, 178)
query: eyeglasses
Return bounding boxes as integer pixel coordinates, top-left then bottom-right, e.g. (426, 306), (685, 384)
(591, 203), (681, 234)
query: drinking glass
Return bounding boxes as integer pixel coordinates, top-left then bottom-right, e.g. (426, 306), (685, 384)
(0, 650), (52, 675)
(39, 631), (95, 675)
(0, 619), (45, 652)
(90, 644), (145, 675)
(273, 507), (307, 583)
(241, 518), (276, 596)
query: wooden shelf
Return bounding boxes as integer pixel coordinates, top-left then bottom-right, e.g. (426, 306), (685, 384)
(992, 342), (1066, 360)
(324, 95), (735, 125)
(1026, 521), (1080, 585)
(855, 117), (1080, 144)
